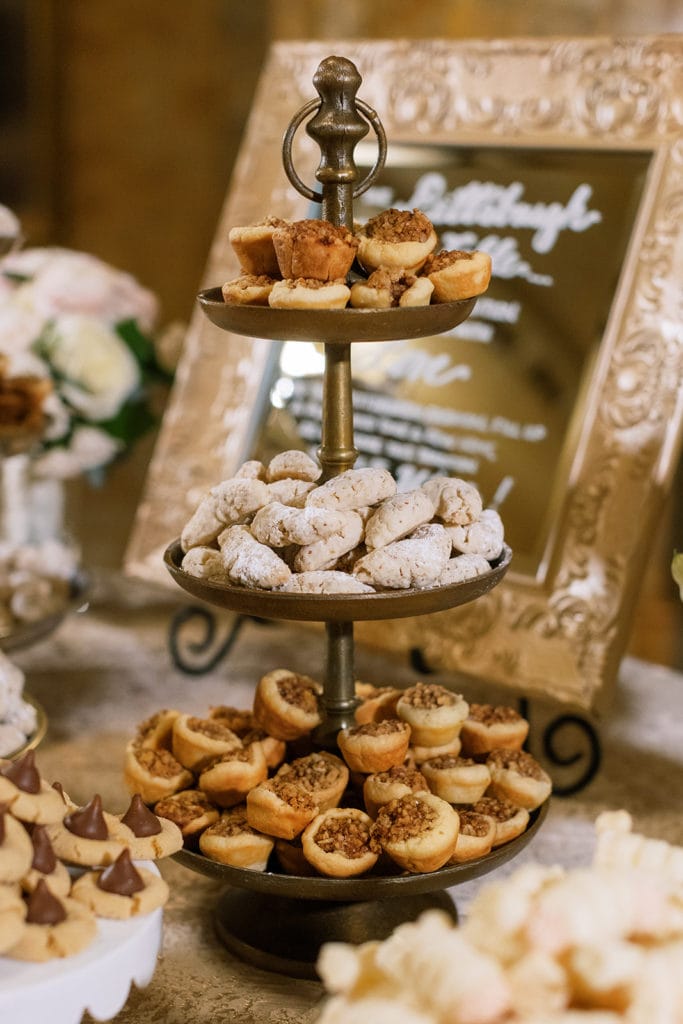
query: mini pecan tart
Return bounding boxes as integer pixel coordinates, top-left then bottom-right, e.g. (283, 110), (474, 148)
(240, 728), (287, 771)
(459, 703), (529, 756)
(246, 777), (318, 840)
(362, 764), (430, 819)
(133, 708), (181, 751)
(356, 208), (438, 274)
(396, 683), (469, 748)
(71, 848), (169, 920)
(370, 792), (460, 873)
(471, 796), (530, 847)
(153, 789), (219, 842)
(302, 807), (378, 878)
(420, 755), (491, 805)
(0, 752), (65, 825)
(409, 734), (463, 765)
(354, 684), (402, 725)
(276, 751), (349, 811)
(448, 810), (496, 863)
(486, 749), (552, 811)
(253, 668), (322, 741)
(123, 741), (194, 804)
(274, 836), (317, 877)
(198, 743), (268, 808)
(422, 248), (492, 301)
(337, 720), (411, 775)
(199, 806), (275, 871)
(171, 714), (243, 772)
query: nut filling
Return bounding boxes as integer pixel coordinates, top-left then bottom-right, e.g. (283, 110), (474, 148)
(349, 719), (408, 738)
(269, 778), (316, 812)
(424, 249), (473, 271)
(276, 676), (319, 713)
(468, 703), (523, 724)
(314, 817), (372, 858)
(472, 796), (521, 822)
(187, 717), (238, 741)
(488, 749), (546, 780)
(209, 811), (258, 838)
(371, 795), (439, 849)
(402, 683), (458, 709)
(155, 791), (214, 827)
(280, 755), (344, 791)
(458, 810), (493, 837)
(426, 755), (476, 770)
(135, 747), (185, 779)
(364, 208), (434, 242)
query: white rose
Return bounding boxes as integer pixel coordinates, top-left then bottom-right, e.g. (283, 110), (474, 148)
(33, 425), (122, 479)
(0, 299), (47, 354)
(44, 314), (141, 421)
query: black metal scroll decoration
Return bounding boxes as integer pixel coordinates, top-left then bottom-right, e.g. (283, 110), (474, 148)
(168, 606), (246, 676)
(518, 697), (602, 797)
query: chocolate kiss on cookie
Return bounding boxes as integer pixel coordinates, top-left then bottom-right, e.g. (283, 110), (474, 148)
(30, 825), (58, 874)
(121, 794), (162, 837)
(98, 848), (145, 896)
(65, 794), (109, 839)
(1, 751), (41, 793)
(21, 823), (71, 898)
(26, 878), (67, 925)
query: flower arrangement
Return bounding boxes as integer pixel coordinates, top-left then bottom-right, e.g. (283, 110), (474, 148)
(0, 219), (170, 480)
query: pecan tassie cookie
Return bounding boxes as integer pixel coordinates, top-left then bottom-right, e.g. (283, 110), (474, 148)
(272, 219), (359, 282)
(171, 714), (243, 773)
(124, 741), (194, 804)
(420, 755), (491, 805)
(486, 749), (552, 811)
(133, 708), (181, 751)
(459, 703), (530, 756)
(370, 792), (460, 873)
(356, 208), (438, 274)
(396, 682), (469, 748)
(246, 776), (318, 840)
(276, 751), (349, 812)
(302, 808), (378, 878)
(471, 796), (530, 847)
(228, 216), (287, 276)
(221, 273), (277, 306)
(154, 789), (220, 842)
(199, 806), (274, 871)
(269, 277), (351, 310)
(422, 247), (492, 302)
(337, 719), (411, 775)
(253, 668), (322, 741)
(198, 743), (268, 808)
(362, 764), (430, 819)
(448, 809), (496, 863)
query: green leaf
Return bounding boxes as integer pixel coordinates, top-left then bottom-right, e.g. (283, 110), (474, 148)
(95, 397), (157, 447)
(116, 319), (157, 368)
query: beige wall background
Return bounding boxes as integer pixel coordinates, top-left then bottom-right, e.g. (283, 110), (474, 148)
(3, 0), (683, 667)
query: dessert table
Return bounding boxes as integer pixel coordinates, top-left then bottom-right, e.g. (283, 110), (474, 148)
(10, 579), (683, 1024)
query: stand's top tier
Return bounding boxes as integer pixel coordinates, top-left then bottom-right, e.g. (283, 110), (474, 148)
(282, 55), (387, 231)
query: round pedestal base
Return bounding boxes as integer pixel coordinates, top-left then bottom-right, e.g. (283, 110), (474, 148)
(214, 888), (458, 979)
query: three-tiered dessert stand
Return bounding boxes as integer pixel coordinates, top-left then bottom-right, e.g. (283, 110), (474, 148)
(164, 55), (544, 979)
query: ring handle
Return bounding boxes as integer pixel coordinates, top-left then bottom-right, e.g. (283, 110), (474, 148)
(281, 56), (387, 230)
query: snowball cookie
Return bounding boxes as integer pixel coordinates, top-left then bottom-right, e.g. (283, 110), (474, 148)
(356, 208), (438, 274)
(421, 476), (482, 526)
(292, 511), (364, 573)
(306, 467), (396, 511)
(364, 489), (435, 550)
(353, 523), (451, 590)
(446, 508), (505, 561)
(266, 449), (321, 484)
(422, 249), (492, 301)
(218, 524), (291, 590)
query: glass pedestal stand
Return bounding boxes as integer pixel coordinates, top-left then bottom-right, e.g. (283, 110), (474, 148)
(163, 55), (547, 978)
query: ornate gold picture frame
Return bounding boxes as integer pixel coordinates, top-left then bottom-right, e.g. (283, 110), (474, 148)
(125, 36), (683, 710)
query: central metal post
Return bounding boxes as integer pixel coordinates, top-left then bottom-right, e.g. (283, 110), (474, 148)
(315, 619), (357, 748)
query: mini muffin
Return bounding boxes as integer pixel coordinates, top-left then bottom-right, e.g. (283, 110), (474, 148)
(221, 273), (277, 306)
(276, 751), (349, 812)
(198, 743), (268, 808)
(459, 703), (529, 756)
(448, 809), (496, 863)
(370, 792), (460, 873)
(486, 749), (552, 810)
(245, 777), (318, 840)
(337, 720), (411, 775)
(133, 709), (181, 751)
(268, 277), (350, 310)
(356, 208), (438, 274)
(123, 741), (194, 804)
(228, 216), (286, 276)
(253, 668), (322, 741)
(302, 807), (378, 878)
(422, 249), (492, 301)
(396, 683), (469, 747)
(115, 794), (183, 860)
(153, 789), (220, 843)
(363, 763), (430, 818)
(471, 796), (530, 847)
(272, 219), (358, 281)
(409, 734), (462, 765)
(349, 267), (434, 309)
(274, 835), (317, 876)
(70, 848), (169, 920)
(420, 755), (491, 805)
(171, 714), (243, 773)
(354, 685), (402, 725)
(199, 806), (274, 871)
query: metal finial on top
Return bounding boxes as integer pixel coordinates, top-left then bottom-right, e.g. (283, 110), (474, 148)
(282, 55), (387, 230)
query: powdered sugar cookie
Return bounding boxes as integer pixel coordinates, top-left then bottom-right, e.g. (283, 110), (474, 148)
(266, 478), (317, 508)
(210, 477), (270, 524)
(180, 494), (223, 551)
(306, 467), (396, 511)
(278, 570), (375, 594)
(6, 880), (96, 961)
(180, 546), (228, 581)
(447, 508), (505, 560)
(70, 849), (169, 920)
(421, 476), (483, 526)
(234, 459), (267, 480)
(293, 511), (364, 572)
(251, 502), (355, 547)
(364, 489), (435, 550)
(266, 449), (321, 483)
(353, 523), (451, 590)
(218, 524), (291, 589)
(438, 553), (491, 585)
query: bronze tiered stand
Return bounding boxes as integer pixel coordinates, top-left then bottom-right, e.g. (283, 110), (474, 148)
(164, 55), (544, 979)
